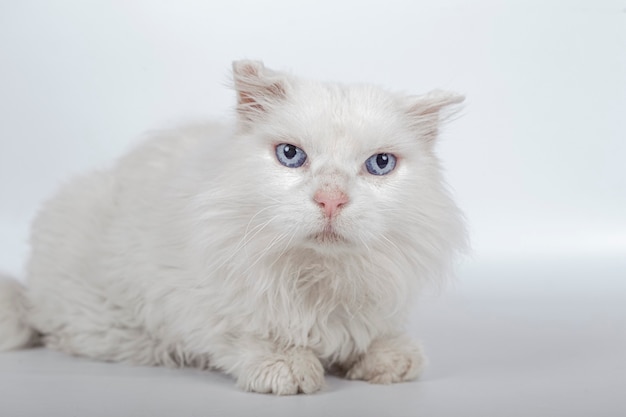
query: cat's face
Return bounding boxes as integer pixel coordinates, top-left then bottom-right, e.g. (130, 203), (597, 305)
(225, 61), (463, 256)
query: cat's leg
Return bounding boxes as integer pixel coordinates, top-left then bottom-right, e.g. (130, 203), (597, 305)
(345, 334), (425, 384)
(212, 337), (325, 395)
(38, 318), (201, 368)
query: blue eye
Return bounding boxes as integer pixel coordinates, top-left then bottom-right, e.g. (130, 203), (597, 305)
(275, 143), (307, 168)
(365, 153), (397, 175)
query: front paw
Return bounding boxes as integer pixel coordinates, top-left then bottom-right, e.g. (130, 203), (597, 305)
(346, 336), (425, 384)
(237, 347), (324, 395)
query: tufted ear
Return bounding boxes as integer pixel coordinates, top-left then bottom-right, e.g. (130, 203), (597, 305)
(405, 90), (465, 143)
(232, 60), (290, 124)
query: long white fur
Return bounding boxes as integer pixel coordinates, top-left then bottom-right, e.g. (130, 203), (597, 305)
(0, 61), (466, 394)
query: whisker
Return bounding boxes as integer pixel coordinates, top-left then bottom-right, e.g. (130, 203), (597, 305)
(191, 212), (281, 289)
(241, 232), (289, 277)
(357, 232), (372, 257)
(379, 234), (403, 255)
(268, 227), (299, 270)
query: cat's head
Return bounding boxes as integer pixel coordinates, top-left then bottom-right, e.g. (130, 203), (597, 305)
(223, 60), (465, 263)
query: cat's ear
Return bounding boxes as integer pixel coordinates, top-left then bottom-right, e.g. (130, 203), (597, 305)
(232, 60), (290, 124)
(405, 90), (465, 143)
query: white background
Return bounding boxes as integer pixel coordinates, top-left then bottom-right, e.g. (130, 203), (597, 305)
(0, 1), (625, 416)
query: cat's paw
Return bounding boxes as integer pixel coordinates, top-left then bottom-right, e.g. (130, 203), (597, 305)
(346, 336), (425, 384)
(237, 347), (324, 395)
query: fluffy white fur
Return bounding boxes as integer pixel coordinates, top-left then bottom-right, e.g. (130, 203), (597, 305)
(0, 61), (466, 394)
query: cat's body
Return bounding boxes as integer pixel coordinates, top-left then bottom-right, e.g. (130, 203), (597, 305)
(0, 61), (466, 394)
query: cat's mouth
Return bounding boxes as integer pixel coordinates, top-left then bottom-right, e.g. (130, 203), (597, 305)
(310, 225), (347, 245)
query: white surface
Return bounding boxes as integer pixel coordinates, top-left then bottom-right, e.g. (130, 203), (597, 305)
(1, 259), (624, 417)
(1, 1), (625, 416)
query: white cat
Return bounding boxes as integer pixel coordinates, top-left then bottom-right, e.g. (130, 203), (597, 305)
(0, 60), (466, 394)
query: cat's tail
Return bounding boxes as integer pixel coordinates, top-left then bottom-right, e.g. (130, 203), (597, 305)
(0, 274), (39, 351)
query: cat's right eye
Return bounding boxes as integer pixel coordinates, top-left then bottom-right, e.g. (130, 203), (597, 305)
(275, 143), (307, 168)
(365, 153), (397, 175)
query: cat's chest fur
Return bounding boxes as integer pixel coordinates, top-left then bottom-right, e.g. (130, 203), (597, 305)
(149, 244), (409, 364)
(244, 251), (408, 361)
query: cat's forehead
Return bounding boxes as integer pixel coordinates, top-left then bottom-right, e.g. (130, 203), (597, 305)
(295, 81), (403, 125)
(268, 81), (414, 155)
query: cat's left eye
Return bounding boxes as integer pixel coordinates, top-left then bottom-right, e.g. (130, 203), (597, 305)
(365, 153), (397, 176)
(275, 143), (307, 168)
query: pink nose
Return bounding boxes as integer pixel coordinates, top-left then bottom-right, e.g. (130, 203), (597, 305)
(314, 189), (349, 218)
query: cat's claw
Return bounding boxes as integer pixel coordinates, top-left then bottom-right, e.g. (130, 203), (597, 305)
(237, 348), (324, 395)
